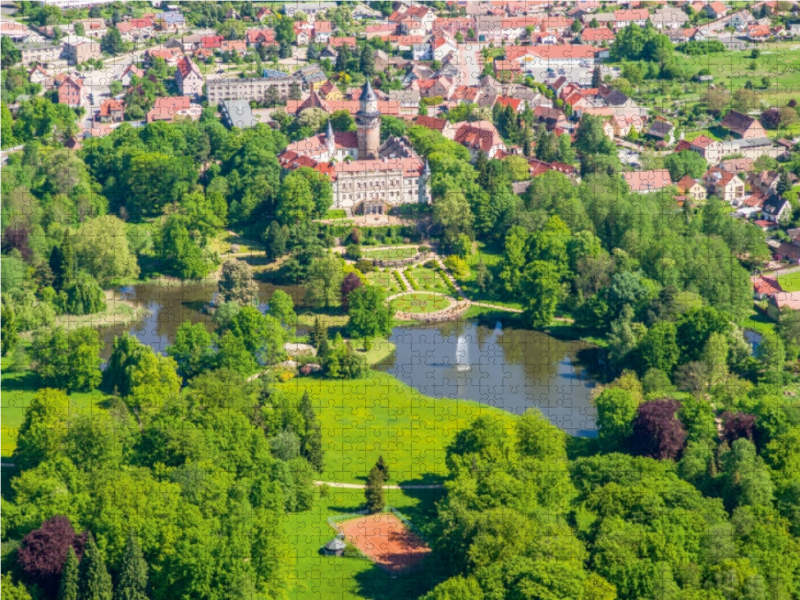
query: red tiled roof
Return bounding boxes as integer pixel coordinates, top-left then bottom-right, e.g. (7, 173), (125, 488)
(98, 98), (124, 116)
(623, 169), (673, 192)
(496, 96), (522, 111)
(580, 27), (616, 42)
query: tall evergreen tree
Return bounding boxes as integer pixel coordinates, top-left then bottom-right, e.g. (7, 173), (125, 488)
(77, 534), (112, 600)
(50, 229), (75, 292)
(375, 455), (390, 481)
(264, 220), (287, 261)
(299, 391), (324, 473)
(592, 65), (602, 88)
(359, 46), (375, 77)
(114, 533), (148, 600)
(58, 547), (79, 600)
(365, 463), (385, 513)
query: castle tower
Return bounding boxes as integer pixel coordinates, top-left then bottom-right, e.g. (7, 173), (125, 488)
(356, 80), (380, 160)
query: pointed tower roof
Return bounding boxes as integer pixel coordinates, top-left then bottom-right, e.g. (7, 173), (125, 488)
(362, 79), (377, 103)
(423, 159), (431, 177)
(326, 119), (334, 139)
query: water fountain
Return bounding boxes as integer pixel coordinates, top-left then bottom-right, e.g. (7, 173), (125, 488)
(455, 334), (471, 372)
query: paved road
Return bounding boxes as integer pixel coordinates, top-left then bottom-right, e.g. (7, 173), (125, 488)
(314, 480), (443, 490)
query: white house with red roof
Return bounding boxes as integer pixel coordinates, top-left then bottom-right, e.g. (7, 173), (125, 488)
(175, 56), (203, 97)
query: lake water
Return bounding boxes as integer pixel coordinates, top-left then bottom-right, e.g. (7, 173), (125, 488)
(379, 321), (598, 436)
(98, 282), (598, 435)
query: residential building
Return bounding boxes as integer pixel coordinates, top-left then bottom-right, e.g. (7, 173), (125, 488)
(206, 73), (300, 104)
(283, 2), (337, 19)
(454, 120), (506, 159)
(414, 115), (456, 139)
(647, 119), (675, 145)
(57, 75), (83, 107)
(762, 196), (791, 222)
(747, 24), (771, 41)
(220, 99), (259, 129)
(120, 65), (144, 86)
(652, 6), (689, 28)
(580, 27), (616, 45)
(676, 175), (708, 202)
(703, 167), (746, 203)
(623, 169), (674, 193)
(19, 42), (62, 65)
(614, 9), (650, 27)
(175, 56), (204, 97)
(705, 2), (728, 18)
(95, 98), (125, 123)
(728, 9), (755, 29)
(146, 96), (202, 123)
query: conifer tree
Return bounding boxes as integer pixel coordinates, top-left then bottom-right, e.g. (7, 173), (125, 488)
(77, 534), (112, 600)
(365, 462), (385, 513)
(299, 392), (324, 473)
(57, 546), (79, 600)
(50, 229), (75, 292)
(375, 455), (390, 481)
(114, 533), (148, 600)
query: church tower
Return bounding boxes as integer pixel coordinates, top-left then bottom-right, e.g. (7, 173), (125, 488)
(356, 80), (380, 160)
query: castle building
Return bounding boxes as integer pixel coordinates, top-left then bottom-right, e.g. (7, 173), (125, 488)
(279, 81), (431, 215)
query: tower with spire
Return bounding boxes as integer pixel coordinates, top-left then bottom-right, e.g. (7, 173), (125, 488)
(356, 80), (380, 160)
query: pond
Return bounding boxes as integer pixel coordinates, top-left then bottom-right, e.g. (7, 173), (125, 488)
(378, 321), (598, 437)
(96, 282), (599, 436)
(96, 280), (306, 359)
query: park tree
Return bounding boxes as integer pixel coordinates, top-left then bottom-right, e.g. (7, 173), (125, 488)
(375, 455), (390, 481)
(595, 388), (638, 449)
(277, 167), (332, 223)
(756, 333), (786, 385)
(30, 327), (103, 392)
(115, 533), (148, 600)
(592, 65), (602, 87)
(275, 17), (296, 44)
(167, 322), (216, 381)
(219, 259), (259, 305)
(216, 330), (257, 376)
(73, 216), (139, 286)
(17, 516), (86, 596)
(380, 115), (407, 141)
(268, 290), (296, 327)
(305, 255), (345, 308)
(77, 533), (112, 600)
(340, 271), (363, 310)
(629, 399), (687, 460)
(721, 412), (757, 444)
(635, 321), (679, 374)
(520, 261), (562, 329)
(50, 229), (75, 292)
(264, 221), (288, 261)
(365, 461), (386, 513)
(2, 298), (19, 356)
(102, 333), (147, 396)
(722, 438), (775, 510)
(58, 546), (79, 600)
(299, 391), (324, 473)
(63, 274), (107, 316)
(348, 285), (392, 349)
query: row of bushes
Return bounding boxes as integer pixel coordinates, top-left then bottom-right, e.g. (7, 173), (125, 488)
(403, 269), (420, 291)
(392, 270), (405, 290)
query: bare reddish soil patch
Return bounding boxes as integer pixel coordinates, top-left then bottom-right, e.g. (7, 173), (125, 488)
(336, 513), (431, 572)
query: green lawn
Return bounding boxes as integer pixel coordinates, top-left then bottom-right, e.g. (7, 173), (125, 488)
(410, 267), (449, 293)
(366, 270), (401, 295)
(779, 271), (800, 292)
(739, 307), (778, 337)
(362, 246), (418, 261)
(1, 358), (109, 458)
(286, 488), (443, 600)
(274, 371), (516, 484)
(325, 209), (348, 220)
(391, 293), (450, 314)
